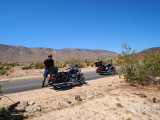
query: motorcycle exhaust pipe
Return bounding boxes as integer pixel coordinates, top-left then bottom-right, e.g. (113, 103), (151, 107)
(53, 82), (74, 85)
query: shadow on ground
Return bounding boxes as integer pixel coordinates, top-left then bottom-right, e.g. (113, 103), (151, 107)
(49, 82), (89, 91)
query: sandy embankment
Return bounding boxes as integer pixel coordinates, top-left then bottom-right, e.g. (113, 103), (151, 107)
(0, 75), (160, 120)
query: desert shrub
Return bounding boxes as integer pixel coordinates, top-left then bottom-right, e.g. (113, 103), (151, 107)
(116, 44), (139, 84)
(113, 59), (118, 66)
(1, 62), (22, 70)
(79, 61), (87, 68)
(66, 58), (89, 68)
(84, 59), (89, 66)
(15, 62), (22, 66)
(143, 52), (160, 77)
(137, 52), (160, 85)
(54, 61), (64, 68)
(3, 65), (11, 70)
(86, 60), (97, 67)
(67, 58), (80, 67)
(21, 62), (33, 70)
(0, 70), (7, 75)
(2, 63), (12, 70)
(116, 43), (160, 88)
(33, 62), (43, 69)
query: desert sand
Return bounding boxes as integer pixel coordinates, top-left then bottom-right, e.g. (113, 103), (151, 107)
(0, 74), (160, 120)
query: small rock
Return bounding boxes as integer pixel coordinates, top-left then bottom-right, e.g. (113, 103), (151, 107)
(36, 105), (41, 107)
(152, 97), (157, 103)
(15, 105), (25, 112)
(134, 92), (141, 95)
(23, 113), (28, 118)
(47, 107), (52, 111)
(43, 108), (48, 112)
(29, 100), (36, 105)
(135, 109), (138, 112)
(75, 95), (82, 101)
(35, 113), (41, 117)
(116, 103), (123, 108)
(140, 94), (147, 98)
(142, 112), (146, 115)
(30, 107), (33, 111)
(108, 84), (112, 87)
(58, 103), (64, 107)
(36, 107), (41, 112)
(143, 101), (147, 104)
(126, 117), (131, 120)
(22, 101), (29, 106)
(67, 101), (72, 104)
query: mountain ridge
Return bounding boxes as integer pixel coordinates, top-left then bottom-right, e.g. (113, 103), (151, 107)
(0, 44), (118, 62)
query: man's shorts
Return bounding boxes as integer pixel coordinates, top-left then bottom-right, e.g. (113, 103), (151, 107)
(43, 69), (49, 78)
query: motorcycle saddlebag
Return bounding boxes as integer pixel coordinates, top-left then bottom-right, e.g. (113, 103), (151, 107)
(55, 72), (68, 83)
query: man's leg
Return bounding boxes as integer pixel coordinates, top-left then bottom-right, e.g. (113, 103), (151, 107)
(42, 77), (46, 88)
(42, 69), (48, 88)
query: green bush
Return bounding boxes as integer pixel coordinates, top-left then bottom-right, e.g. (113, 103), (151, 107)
(85, 60), (97, 67)
(21, 62), (33, 70)
(33, 62), (44, 69)
(116, 43), (139, 84)
(0, 62), (22, 70)
(0, 70), (7, 75)
(67, 57), (80, 67)
(116, 43), (160, 88)
(137, 52), (160, 85)
(55, 61), (64, 68)
(79, 61), (87, 68)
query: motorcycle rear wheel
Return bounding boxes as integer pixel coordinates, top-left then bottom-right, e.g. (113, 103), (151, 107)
(53, 84), (63, 89)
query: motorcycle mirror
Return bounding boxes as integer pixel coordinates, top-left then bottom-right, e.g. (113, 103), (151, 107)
(65, 67), (68, 70)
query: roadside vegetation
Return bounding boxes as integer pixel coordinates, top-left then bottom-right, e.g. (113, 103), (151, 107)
(0, 59), (98, 76)
(115, 43), (160, 89)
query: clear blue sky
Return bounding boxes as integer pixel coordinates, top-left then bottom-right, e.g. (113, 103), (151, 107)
(0, 0), (160, 53)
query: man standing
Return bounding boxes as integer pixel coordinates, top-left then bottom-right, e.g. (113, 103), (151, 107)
(42, 54), (54, 88)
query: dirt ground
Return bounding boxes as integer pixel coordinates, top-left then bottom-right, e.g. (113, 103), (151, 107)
(0, 66), (97, 81)
(0, 75), (160, 120)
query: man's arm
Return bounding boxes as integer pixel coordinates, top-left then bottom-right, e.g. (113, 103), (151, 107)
(43, 60), (47, 69)
(53, 60), (54, 67)
(43, 64), (46, 69)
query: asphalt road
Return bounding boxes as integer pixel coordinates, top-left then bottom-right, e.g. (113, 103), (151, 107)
(1, 70), (114, 94)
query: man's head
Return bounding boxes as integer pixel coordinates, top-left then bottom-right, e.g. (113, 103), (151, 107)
(48, 54), (52, 60)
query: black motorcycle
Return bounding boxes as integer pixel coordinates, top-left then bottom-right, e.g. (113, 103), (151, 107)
(48, 63), (85, 89)
(99, 63), (116, 75)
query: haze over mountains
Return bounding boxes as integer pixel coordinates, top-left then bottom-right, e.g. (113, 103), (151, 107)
(0, 44), (118, 62)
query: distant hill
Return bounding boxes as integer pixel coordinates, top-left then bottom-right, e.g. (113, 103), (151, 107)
(0, 44), (118, 62)
(137, 47), (160, 59)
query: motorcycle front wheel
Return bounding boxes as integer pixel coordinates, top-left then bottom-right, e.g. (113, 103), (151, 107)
(79, 75), (85, 85)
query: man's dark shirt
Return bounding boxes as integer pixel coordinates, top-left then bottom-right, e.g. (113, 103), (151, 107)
(44, 59), (54, 69)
